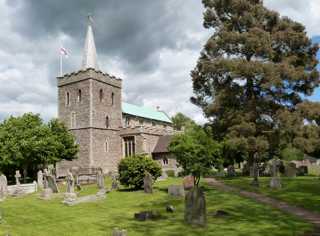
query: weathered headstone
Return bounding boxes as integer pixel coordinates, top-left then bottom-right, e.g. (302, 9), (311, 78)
(185, 187), (206, 226)
(43, 168), (59, 193)
(183, 175), (194, 190)
(143, 172), (153, 194)
(285, 162), (297, 178)
(168, 185), (185, 197)
(111, 175), (119, 190)
(71, 166), (81, 191)
(37, 170), (44, 189)
(0, 174), (8, 201)
(15, 170), (21, 186)
(63, 169), (77, 205)
(270, 159), (281, 189)
(96, 168), (106, 198)
(40, 169), (53, 200)
(227, 165), (236, 177)
(112, 228), (127, 236)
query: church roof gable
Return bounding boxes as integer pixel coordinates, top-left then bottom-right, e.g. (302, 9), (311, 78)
(122, 102), (172, 123)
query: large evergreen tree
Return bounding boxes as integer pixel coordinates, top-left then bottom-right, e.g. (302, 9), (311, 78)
(192, 0), (320, 185)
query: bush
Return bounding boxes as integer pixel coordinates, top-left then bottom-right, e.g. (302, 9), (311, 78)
(165, 170), (175, 177)
(118, 155), (162, 189)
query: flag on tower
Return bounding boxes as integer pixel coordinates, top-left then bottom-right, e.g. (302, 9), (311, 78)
(60, 47), (69, 58)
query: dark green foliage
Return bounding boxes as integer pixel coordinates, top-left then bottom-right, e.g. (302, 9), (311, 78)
(280, 147), (304, 161)
(169, 126), (222, 185)
(118, 154), (162, 189)
(0, 113), (78, 180)
(192, 0), (320, 183)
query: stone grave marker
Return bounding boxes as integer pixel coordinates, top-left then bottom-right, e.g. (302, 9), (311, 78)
(96, 168), (106, 198)
(111, 175), (119, 190)
(168, 185), (185, 197)
(285, 162), (297, 178)
(143, 172), (153, 194)
(270, 158), (281, 189)
(63, 169), (77, 205)
(15, 170), (21, 186)
(37, 170), (44, 189)
(185, 187), (206, 227)
(0, 174), (8, 201)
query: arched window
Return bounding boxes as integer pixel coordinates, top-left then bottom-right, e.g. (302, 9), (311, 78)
(105, 116), (109, 128)
(66, 92), (70, 106)
(78, 89), (82, 102)
(99, 89), (104, 102)
(111, 92), (114, 106)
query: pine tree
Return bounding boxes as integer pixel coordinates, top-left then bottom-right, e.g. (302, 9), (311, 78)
(192, 0), (319, 185)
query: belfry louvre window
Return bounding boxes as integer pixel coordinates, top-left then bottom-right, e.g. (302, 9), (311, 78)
(111, 92), (114, 106)
(105, 116), (109, 128)
(66, 92), (70, 106)
(99, 89), (104, 102)
(124, 136), (135, 157)
(78, 89), (82, 102)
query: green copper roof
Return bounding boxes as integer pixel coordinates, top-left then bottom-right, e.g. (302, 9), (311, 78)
(122, 102), (172, 123)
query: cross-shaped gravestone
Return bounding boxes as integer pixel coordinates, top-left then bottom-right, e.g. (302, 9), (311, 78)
(15, 170), (21, 186)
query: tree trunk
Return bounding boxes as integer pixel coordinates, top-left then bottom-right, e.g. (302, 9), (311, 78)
(250, 152), (259, 187)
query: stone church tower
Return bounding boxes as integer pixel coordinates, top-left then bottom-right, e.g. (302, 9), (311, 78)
(56, 17), (123, 175)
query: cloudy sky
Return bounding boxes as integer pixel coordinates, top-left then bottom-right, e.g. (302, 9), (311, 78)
(0, 0), (319, 124)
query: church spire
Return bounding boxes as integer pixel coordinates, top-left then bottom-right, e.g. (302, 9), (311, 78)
(81, 15), (99, 70)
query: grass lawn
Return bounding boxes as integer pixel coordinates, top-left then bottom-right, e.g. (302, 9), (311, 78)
(221, 176), (320, 213)
(0, 178), (313, 236)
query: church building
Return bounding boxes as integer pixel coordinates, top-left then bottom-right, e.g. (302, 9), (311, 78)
(56, 18), (175, 176)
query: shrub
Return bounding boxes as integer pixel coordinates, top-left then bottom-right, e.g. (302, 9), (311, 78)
(165, 170), (175, 177)
(118, 154), (162, 189)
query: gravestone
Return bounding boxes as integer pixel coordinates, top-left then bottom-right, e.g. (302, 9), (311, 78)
(40, 169), (53, 200)
(111, 175), (119, 190)
(143, 172), (153, 194)
(183, 176), (195, 190)
(112, 228), (127, 236)
(71, 166), (81, 191)
(227, 165), (236, 177)
(37, 170), (44, 189)
(285, 163), (297, 178)
(96, 168), (106, 198)
(185, 187), (206, 226)
(43, 168), (59, 193)
(270, 159), (281, 189)
(0, 174), (8, 201)
(251, 153), (260, 187)
(168, 185), (185, 197)
(15, 170), (21, 185)
(63, 169), (77, 205)
(12, 170), (24, 197)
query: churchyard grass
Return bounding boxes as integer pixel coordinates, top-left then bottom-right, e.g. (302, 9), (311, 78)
(0, 178), (312, 236)
(221, 176), (320, 213)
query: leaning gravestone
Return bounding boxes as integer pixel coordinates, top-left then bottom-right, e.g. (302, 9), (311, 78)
(185, 187), (206, 226)
(285, 163), (297, 178)
(37, 170), (44, 189)
(0, 174), (8, 201)
(143, 172), (153, 194)
(183, 176), (195, 190)
(168, 185), (185, 197)
(270, 158), (281, 189)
